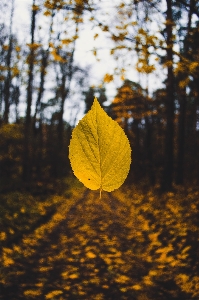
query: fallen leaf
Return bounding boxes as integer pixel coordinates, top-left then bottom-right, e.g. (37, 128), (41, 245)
(69, 98), (131, 194)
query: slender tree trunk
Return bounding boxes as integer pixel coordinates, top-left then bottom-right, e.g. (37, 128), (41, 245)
(23, 0), (37, 181)
(176, 85), (186, 184)
(145, 116), (155, 185)
(3, 0), (14, 123)
(32, 12), (54, 180)
(176, 0), (194, 184)
(32, 50), (48, 180)
(33, 11), (54, 131)
(161, 0), (175, 191)
(33, 50), (48, 132)
(144, 83), (155, 185)
(57, 20), (78, 147)
(132, 118), (141, 180)
(57, 73), (67, 148)
(14, 84), (20, 123)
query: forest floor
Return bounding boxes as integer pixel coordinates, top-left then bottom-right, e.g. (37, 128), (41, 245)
(0, 178), (199, 300)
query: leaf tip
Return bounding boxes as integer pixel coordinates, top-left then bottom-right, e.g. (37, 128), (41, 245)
(93, 96), (99, 106)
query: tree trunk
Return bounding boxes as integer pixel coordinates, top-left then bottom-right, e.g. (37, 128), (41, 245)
(145, 116), (155, 185)
(3, 0), (14, 123)
(161, 0), (175, 191)
(33, 50), (48, 132)
(176, 0), (194, 184)
(57, 20), (78, 148)
(176, 85), (186, 184)
(23, 0), (37, 182)
(33, 11), (54, 131)
(57, 74), (67, 148)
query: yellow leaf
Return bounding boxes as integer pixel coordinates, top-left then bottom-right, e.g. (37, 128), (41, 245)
(69, 273), (79, 279)
(132, 284), (142, 290)
(143, 275), (153, 286)
(115, 275), (130, 283)
(62, 38), (72, 45)
(86, 251), (96, 258)
(32, 4), (39, 11)
(103, 73), (114, 83)
(45, 290), (63, 299)
(12, 66), (20, 77)
(149, 270), (158, 276)
(94, 33), (99, 39)
(69, 98), (131, 194)
(24, 290), (41, 296)
(26, 43), (41, 50)
(51, 49), (66, 62)
(0, 232), (6, 241)
(182, 246), (191, 254)
(15, 46), (21, 52)
(3, 45), (9, 50)
(44, 10), (51, 16)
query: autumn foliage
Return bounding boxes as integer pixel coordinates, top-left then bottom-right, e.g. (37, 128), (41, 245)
(1, 179), (199, 299)
(0, 1), (199, 298)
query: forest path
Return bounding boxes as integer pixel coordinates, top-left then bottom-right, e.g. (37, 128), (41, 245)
(0, 189), (198, 300)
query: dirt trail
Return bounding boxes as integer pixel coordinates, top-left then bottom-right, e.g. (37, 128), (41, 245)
(0, 190), (195, 300)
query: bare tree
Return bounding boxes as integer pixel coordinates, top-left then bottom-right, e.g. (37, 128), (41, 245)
(23, 0), (37, 181)
(3, 0), (14, 123)
(161, 0), (175, 191)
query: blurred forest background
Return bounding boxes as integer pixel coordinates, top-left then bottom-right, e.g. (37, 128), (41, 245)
(0, 0), (199, 192)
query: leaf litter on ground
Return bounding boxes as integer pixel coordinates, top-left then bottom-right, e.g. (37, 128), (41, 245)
(0, 181), (199, 300)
